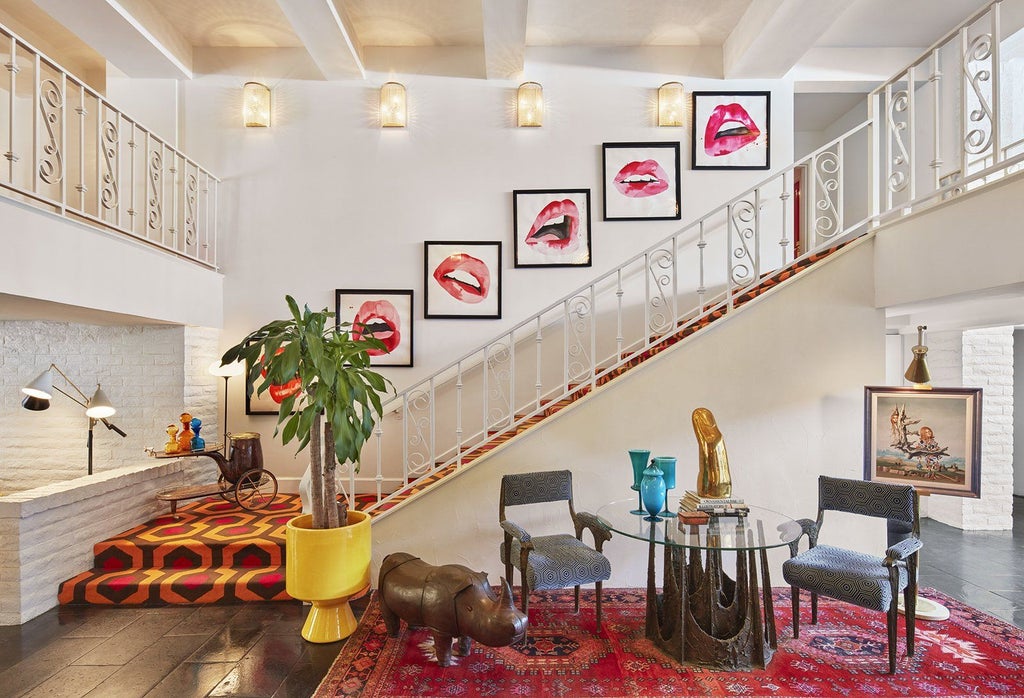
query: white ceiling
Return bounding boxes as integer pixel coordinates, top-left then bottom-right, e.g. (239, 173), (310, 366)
(1, 0), (1001, 85)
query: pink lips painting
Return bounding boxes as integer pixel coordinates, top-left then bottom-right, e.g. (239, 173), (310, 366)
(335, 289), (414, 366)
(513, 189), (592, 267)
(424, 241), (502, 318)
(602, 143), (680, 221)
(692, 91), (770, 170)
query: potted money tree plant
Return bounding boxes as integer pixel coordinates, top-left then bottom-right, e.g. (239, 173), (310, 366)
(221, 295), (393, 642)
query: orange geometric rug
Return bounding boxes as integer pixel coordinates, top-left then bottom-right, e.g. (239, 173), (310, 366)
(59, 494), (301, 606)
(315, 587), (1024, 697)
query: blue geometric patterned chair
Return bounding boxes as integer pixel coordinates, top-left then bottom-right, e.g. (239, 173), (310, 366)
(783, 475), (921, 674)
(499, 470), (612, 632)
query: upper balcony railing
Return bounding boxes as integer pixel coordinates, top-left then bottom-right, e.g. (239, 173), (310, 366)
(0, 25), (219, 269)
(351, 0), (1024, 514)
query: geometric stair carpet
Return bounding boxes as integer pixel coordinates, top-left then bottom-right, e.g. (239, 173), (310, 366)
(58, 494), (299, 606)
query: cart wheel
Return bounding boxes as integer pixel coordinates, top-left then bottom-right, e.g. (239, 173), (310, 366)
(235, 468), (278, 511)
(217, 475), (233, 501)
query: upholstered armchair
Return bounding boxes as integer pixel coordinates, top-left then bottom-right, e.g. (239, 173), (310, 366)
(498, 470), (612, 631)
(783, 475), (921, 674)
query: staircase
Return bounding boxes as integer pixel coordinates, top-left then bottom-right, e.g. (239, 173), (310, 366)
(350, 0), (1024, 520)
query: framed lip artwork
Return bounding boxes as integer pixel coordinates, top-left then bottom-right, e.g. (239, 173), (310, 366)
(244, 340), (300, 416)
(424, 241), (502, 319)
(335, 289), (414, 367)
(512, 188), (592, 268)
(863, 385), (983, 498)
(691, 91), (770, 170)
(602, 142), (680, 221)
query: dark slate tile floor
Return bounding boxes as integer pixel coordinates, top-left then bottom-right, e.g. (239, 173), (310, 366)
(1, 499), (1022, 697)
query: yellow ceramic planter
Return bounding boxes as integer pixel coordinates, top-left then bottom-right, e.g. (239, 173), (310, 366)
(286, 509), (371, 643)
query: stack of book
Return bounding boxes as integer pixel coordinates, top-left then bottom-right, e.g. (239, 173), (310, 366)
(678, 491), (749, 518)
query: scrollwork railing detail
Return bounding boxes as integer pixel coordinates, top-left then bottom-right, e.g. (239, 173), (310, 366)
(148, 149), (163, 232)
(405, 390), (432, 476)
(485, 342), (513, 429)
(648, 248), (674, 334)
(101, 120), (119, 210)
(185, 172), (197, 246)
(887, 89), (910, 193)
(38, 78), (63, 185)
(729, 199), (757, 288)
(566, 295), (593, 382)
(813, 149), (841, 239)
(963, 32), (994, 156)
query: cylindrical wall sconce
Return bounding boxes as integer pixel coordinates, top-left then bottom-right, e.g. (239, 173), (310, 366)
(380, 81), (407, 128)
(517, 81), (543, 127)
(243, 81), (271, 127)
(657, 82), (684, 127)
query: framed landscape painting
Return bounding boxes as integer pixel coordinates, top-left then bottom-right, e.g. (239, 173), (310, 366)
(691, 91), (770, 170)
(602, 142), (680, 221)
(864, 386), (982, 497)
(424, 241), (502, 319)
(512, 189), (592, 268)
(335, 289), (414, 367)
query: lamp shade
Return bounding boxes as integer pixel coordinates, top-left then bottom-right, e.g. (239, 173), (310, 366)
(517, 82), (543, 127)
(209, 360), (245, 377)
(21, 395), (50, 411)
(904, 325), (932, 388)
(85, 384), (116, 419)
(22, 368), (54, 399)
(243, 81), (271, 127)
(380, 82), (407, 128)
(658, 81), (685, 127)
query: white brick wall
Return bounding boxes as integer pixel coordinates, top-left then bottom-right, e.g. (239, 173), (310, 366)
(926, 327), (1014, 530)
(0, 321), (221, 493)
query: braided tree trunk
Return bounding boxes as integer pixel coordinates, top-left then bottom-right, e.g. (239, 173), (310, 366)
(310, 412), (327, 529)
(323, 421), (343, 528)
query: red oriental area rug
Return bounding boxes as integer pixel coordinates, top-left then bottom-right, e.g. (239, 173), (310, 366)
(315, 588), (1024, 698)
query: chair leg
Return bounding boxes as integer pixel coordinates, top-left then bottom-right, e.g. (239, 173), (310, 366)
(595, 581), (603, 631)
(521, 572), (530, 644)
(811, 592), (818, 625)
(574, 585), (580, 613)
(904, 584), (917, 657)
(791, 586), (800, 639)
(887, 598), (898, 674)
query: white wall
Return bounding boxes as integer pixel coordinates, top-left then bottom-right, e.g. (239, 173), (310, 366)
(178, 63), (795, 485)
(1016, 329), (1024, 496)
(372, 241), (886, 586)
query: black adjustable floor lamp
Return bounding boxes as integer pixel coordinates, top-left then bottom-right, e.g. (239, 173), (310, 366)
(21, 363), (127, 475)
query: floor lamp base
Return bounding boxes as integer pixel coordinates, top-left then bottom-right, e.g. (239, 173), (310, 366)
(899, 594), (950, 621)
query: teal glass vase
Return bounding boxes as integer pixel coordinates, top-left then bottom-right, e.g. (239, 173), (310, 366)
(653, 456), (677, 515)
(628, 449), (651, 515)
(640, 465), (666, 522)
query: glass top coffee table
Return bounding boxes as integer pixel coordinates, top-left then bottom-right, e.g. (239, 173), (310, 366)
(597, 499), (802, 669)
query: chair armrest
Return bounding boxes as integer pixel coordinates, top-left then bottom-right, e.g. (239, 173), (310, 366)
(787, 518), (819, 558)
(500, 519), (532, 545)
(573, 511), (612, 551)
(884, 537), (922, 565)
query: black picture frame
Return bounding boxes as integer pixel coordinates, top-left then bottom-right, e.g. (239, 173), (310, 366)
(691, 91), (771, 170)
(602, 142), (681, 221)
(335, 289), (414, 367)
(864, 386), (983, 498)
(512, 188), (592, 268)
(424, 241), (502, 319)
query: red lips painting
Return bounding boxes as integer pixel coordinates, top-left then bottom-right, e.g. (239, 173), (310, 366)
(335, 289), (414, 367)
(691, 91), (770, 170)
(602, 143), (680, 221)
(513, 189), (592, 267)
(424, 242), (502, 319)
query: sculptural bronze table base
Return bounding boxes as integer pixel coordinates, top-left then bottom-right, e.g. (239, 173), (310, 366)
(645, 532), (777, 669)
(597, 500), (800, 670)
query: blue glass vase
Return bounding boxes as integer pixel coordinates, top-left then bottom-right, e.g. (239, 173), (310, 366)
(653, 456), (677, 516)
(640, 465), (666, 522)
(628, 449), (651, 515)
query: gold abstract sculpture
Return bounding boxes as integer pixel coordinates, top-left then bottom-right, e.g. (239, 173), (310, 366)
(692, 407), (732, 498)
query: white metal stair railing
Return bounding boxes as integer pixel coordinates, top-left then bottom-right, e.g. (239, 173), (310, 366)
(0, 23), (219, 269)
(348, 0), (1021, 513)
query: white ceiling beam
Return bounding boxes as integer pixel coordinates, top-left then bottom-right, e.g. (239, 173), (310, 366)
(481, 0), (527, 80)
(32, 0), (192, 79)
(275, 0), (365, 80)
(724, 0), (849, 79)
(788, 47), (925, 93)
